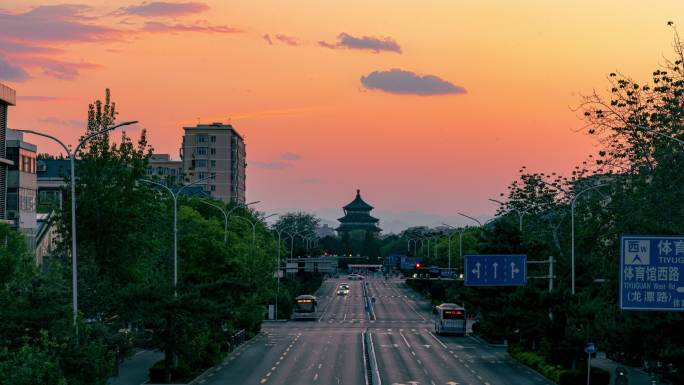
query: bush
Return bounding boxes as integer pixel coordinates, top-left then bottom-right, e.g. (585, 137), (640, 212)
(148, 359), (193, 383)
(558, 367), (610, 385)
(508, 346), (563, 383)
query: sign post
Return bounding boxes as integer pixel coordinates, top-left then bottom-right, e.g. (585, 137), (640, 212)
(584, 342), (597, 385)
(620, 235), (684, 311)
(464, 255), (527, 286)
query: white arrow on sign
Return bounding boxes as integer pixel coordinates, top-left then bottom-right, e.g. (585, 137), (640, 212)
(492, 262), (498, 279)
(677, 287), (684, 293)
(510, 262), (520, 279)
(423, 344), (431, 348)
(472, 262), (481, 279)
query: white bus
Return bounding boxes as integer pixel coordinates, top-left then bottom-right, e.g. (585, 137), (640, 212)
(292, 295), (319, 320)
(434, 303), (467, 335)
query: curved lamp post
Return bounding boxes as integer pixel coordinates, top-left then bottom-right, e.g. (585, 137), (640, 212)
(489, 198), (524, 232)
(536, 179), (609, 295)
(17, 120), (138, 330)
(140, 174), (214, 295)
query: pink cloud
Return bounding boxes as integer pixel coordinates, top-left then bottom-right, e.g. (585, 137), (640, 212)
(142, 20), (242, 34)
(117, 2), (210, 17)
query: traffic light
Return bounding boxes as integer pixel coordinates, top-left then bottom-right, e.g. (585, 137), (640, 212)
(415, 262), (422, 269)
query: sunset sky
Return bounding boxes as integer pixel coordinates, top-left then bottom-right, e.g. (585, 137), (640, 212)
(2, 1), (683, 232)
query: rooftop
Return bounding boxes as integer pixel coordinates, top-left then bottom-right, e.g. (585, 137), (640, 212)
(0, 82), (16, 105)
(343, 189), (374, 211)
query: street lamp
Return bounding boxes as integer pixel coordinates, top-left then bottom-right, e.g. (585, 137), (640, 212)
(442, 223), (463, 272)
(196, 199), (260, 242)
(140, 174), (214, 295)
(537, 179), (609, 295)
(489, 198), (524, 232)
(17, 120), (138, 329)
(458, 212), (483, 227)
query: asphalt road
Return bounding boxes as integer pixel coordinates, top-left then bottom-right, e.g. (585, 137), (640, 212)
(199, 277), (554, 385)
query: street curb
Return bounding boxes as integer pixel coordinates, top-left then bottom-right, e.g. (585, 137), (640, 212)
(184, 332), (262, 385)
(468, 333), (508, 348)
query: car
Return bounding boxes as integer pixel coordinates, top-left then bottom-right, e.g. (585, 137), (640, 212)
(339, 283), (350, 290)
(337, 288), (349, 295)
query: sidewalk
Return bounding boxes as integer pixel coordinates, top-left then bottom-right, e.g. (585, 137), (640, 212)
(591, 354), (664, 385)
(108, 349), (163, 385)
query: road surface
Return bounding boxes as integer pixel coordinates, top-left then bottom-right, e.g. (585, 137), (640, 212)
(199, 277), (553, 385)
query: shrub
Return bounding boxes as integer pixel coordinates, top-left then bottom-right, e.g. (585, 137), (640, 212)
(508, 346), (563, 383)
(559, 367), (610, 385)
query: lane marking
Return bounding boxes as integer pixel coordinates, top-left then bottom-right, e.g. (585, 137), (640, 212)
(426, 330), (448, 349)
(399, 331), (412, 349)
(260, 379), (267, 384)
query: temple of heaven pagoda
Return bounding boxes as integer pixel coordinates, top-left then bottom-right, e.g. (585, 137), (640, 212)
(336, 189), (382, 235)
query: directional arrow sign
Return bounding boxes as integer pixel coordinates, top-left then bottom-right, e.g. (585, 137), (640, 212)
(464, 255), (527, 286)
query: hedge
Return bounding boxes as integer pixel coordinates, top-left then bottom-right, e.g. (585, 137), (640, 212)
(508, 346), (563, 383)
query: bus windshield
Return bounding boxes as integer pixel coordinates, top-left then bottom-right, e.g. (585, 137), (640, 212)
(295, 299), (315, 312)
(442, 309), (465, 319)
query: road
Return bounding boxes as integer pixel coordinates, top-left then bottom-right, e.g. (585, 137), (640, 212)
(199, 277), (553, 385)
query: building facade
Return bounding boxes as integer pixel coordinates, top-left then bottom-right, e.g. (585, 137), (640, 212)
(6, 129), (37, 240)
(0, 83), (16, 220)
(336, 189), (382, 235)
(180, 122), (246, 203)
(36, 159), (70, 212)
(147, 153), (183, 185)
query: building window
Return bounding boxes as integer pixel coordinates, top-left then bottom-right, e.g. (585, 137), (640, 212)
(196, 134), (208, 143)
(211, 160), (216, 167)
(198, 172), (207, 179)
(197, 147), (207, 155)
(210, 148), (216, 155)
(196, 159), (207, 168)
(157, 167), (164, 174)
(169, 169), (176, 175)
(210, 135), (216, 143)
(211, 185), (216, 191)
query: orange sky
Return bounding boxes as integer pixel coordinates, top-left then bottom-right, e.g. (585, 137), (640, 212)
(2, 1), (683, 231)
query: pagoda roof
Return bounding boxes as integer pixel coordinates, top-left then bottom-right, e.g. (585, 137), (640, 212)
(343, 189), (374, 211)
(337, 212), (379, 223)
(336, 223), (382, 233)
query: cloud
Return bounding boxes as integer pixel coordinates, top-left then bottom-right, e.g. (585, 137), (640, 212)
(281, 152), (301, 161)
(0, 5), (122, 43)
(142, 20), (242, 33)
(263, 34), (273, 45)
(360, 68), (466, 96)
(0, 39), (62, 55)
(19, 96), (72, 102)
(275, 34), (300, 46)
(0, 56), (31, 82)
(117, 2), (209, 17)
(251, 161), (292, 170)
(319, 33), (401, 54)
(14, 57), (101, 80)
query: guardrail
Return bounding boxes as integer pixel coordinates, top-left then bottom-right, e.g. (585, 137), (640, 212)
(363, 329), (382, 385)
(228, 329), (246, 352)
(363, 281), (376, 321)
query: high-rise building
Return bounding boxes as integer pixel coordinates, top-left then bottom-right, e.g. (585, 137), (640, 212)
(0, 83), (16, 220)
(147, 153), (183, 185)
(6, 129), (37, 241)
(180, 122), (246, 203)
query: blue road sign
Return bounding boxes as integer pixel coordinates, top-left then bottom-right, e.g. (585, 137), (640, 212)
(620, 235), (684, 311)
(464, 255), (527, 286)
(584, 343), (597, 354)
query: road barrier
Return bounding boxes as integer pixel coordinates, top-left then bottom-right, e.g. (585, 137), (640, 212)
(363, 281), (376, 321)
(228, 329), (246, 352)
(363, 329), (382, 385)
